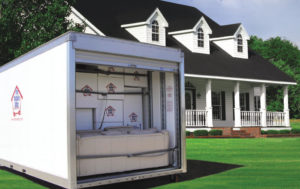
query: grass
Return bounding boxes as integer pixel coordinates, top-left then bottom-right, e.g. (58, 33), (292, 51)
(1, 121), (300, 188)
(291, 120), (300, 129)
(0, 169), (44, 189)
(158, 138), (300, 189)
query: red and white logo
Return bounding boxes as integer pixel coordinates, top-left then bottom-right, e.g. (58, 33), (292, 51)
(105, 106), (116, 117)
(106, 83), (117, 93)
(81, 85), (93, 96)
(11, 86), (23, 119)
(129, 112), (138, 122)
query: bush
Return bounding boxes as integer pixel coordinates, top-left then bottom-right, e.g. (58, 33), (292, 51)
(267, 130), (280, 134)
(291, 128), (300, 134)
(194, 130), (208, 136)
(209, 130), (223, 136)
(279, 130), (291, 134)
(261, 130), (267, 135)
(186, 131), (191, 136)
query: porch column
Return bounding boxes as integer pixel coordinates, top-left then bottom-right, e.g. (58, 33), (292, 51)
(260, 84), (267, 127)
(234, 81), (241, 127)
(283, 85), (290, 127)
(206, 79), (213, 127)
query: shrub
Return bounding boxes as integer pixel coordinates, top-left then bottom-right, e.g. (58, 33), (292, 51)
(291, 128), (300, 134)
(267, 130), (280, 134)
(261, 130), (267, 135)
(186, 131), (191, 136)
(194, 130), (209, 136)
(279, 130), (291, 134)
(209, 129), (223, 136)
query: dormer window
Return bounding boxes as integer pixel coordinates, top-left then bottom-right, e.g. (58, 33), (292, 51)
(152, 20), (159, 42)
(237, 34), (243, 52)
(197, 28), (204, 47)
(121, 8), (168, 46)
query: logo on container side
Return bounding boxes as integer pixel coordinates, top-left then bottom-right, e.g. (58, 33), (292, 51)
(11, 86), (23, 121)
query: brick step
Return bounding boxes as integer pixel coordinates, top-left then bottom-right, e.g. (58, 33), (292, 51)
(232, 132), (251, 135)
(232, 131), (248, 135)
(232, 130), (247, 133)
(232, 134), (251, 137)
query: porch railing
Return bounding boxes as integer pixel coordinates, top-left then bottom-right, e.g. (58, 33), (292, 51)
(267, 111), (285, 126)
(186, 110), (208, 127)
(241, 111), (262, 126)
(186, 110), (286, 127)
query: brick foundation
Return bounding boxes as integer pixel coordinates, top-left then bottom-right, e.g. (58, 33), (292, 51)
(211, 127), (261, 138)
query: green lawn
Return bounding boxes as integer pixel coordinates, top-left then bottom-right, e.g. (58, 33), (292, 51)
(0, 169), (44, 189)
(158, 138), (300, 189)
(1, 123), (300, 189)
(291, 120), (300, 129)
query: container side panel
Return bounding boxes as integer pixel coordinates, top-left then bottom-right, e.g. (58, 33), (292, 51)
(0, 43), (69, 179)
(165, 72), (176, 148)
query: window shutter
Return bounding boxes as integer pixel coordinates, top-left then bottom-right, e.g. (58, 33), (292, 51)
(221, 91), (226, 120)
(232, 92), (235, 120)
(246, 93), (250, 111)
(192, 90), (196, 110)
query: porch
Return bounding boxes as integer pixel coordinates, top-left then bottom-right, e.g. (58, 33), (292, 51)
(185, 78), (291, 131)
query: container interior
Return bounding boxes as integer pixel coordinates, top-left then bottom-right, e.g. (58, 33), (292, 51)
(75, 63), (181, 180)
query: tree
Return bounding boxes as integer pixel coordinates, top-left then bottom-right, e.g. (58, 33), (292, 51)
(249, 36), (300, 118)
(0, 0), (84, 66)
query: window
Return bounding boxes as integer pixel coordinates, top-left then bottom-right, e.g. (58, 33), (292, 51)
(237, 34), (243, 52)
(232, 92), (250, 120)
(240, 93), (249, 111)
(152, 20), (159, 42)
(185, 82), (196, 110)
(197, 28), (204, 47)
(212, 91), (226, 120)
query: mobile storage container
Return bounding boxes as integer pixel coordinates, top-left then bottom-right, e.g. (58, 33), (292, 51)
(0, 32), (186, 188)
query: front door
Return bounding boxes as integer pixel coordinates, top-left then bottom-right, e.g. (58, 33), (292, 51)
(185, 90), (195, 110)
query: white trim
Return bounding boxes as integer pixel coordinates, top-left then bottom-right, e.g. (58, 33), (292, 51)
(210, 24), (250, 41)
(193, 17), (212, 34)
(210, 36), (235, 41)
(168, 29), (194, 35)
(168, 17), (212, 36)
(70, 7), (105, 36)
(185, 74), (297, 85)
(121, 8), (169, 29)
(121, 22), (147, 28)
(234, 25), (250, 40)
(146, 8), (169, 27)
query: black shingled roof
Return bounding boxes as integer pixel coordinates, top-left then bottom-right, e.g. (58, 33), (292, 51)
(211, 23), (241, 38)
(74, 0), (295, 83)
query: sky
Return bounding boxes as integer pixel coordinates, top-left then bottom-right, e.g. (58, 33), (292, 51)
(165, 0), (300, 48)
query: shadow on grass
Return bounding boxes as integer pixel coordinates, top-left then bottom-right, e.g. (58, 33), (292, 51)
(0, 160), (242, 189)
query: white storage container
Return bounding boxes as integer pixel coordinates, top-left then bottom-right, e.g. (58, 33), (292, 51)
(0, 32), (186, 189)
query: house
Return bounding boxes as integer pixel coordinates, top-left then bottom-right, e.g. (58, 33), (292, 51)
(69, 0), (296, 132)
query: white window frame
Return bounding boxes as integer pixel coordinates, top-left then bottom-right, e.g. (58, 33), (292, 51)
(237, 34), (243, 53)
(212, 91), (222, 120)
(152, 20), (159, 42)
(197, 28), (204, 48)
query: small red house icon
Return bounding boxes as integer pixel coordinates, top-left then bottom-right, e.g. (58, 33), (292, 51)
(105, 106), (116, 117)
(129, 112), (138, 122)
(11, 86), (23, 117)
(106, 83), (117, 93)
(81, 85), (93, 96)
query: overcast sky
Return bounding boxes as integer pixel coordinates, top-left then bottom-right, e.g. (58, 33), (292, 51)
(165, 0), (300, 48)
